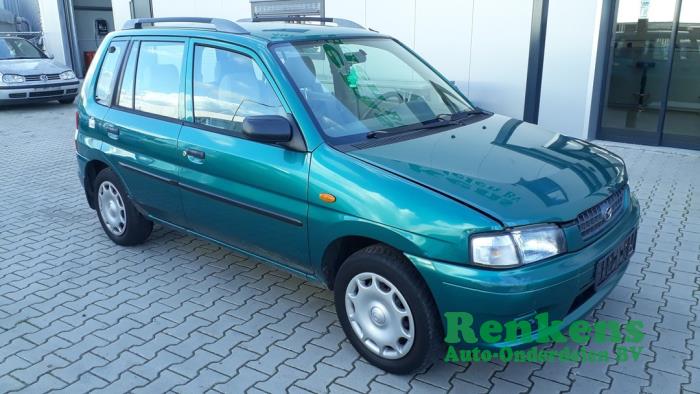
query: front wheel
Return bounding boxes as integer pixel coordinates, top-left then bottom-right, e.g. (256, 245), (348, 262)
(94, 168), (153, 246)
(334, 244), (442, 374)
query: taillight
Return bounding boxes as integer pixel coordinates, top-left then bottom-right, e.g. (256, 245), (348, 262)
(75, 111), (79, 129)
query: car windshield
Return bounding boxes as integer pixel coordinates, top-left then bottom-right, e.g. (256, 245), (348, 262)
(0, 37), (46, 60)
(273, 37), (475, 144)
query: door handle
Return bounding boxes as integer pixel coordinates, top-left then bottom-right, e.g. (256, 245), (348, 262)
(103, 122), (120, 137)
(184, 148), (205, 160)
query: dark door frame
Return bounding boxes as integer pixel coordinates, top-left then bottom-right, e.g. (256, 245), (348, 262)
(594, 0), (699, 150)
(523, 0), (549, 124)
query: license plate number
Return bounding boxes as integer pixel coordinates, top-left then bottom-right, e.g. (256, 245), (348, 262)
(594, 230), (637, 288)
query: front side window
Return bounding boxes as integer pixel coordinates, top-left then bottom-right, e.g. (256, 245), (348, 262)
(134, 41), (185, 119)
(193, 45), (286, 133)
(273, 38), (474, 144)
(0, 38), (46, 60)
(95, 41), (128, 105)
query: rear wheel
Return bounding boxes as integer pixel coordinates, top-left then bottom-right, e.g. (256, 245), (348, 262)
(94, 168), (152, 246)
(334, 244), (442, 374)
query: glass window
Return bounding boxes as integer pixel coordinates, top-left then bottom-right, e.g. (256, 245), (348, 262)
(662, 0), (700, 146)
(117, 42), (139, 109)
(600, 0), (676, 135)
(193, 45), (286, 133)
(273, 38), (474, 144)
(134, 41), (185, 119)
(95, 41), (128, 105)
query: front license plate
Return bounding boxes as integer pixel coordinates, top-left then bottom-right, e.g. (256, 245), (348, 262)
(594, 230), (637, 288)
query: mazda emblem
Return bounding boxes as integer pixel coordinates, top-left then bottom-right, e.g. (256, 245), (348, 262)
(603, 206), (613, 221)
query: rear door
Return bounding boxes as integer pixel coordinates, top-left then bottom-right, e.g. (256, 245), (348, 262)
(177, 39), (311, 272)
(101, 37), (187, 226)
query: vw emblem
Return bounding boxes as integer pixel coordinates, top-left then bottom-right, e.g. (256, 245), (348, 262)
(40, 74), (48, 82)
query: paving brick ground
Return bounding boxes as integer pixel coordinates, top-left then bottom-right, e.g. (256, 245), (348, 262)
(0, 102), (698, 393)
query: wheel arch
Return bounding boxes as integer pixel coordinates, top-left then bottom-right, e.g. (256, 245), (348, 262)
(318, 226), (428, 291)
(83, 159), (110, 209)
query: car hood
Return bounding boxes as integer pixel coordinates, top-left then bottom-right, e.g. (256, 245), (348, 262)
(347, 114), (627, 227)
(0, 58), (68, 75)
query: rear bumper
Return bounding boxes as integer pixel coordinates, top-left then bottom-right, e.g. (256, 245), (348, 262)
(407, 196), (641, 349)
(0, 81), (80, 103)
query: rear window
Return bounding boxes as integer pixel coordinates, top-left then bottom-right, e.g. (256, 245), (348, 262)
(95, 41), (128, 105)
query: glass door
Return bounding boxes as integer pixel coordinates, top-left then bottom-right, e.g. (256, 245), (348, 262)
(662, 1), (700, 149)
(599, 0), (700, 150)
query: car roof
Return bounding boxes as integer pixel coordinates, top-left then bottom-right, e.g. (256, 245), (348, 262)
(111, 21), (384, 45)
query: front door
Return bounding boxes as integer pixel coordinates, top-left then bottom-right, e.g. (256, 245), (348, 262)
(599, 0), (700, 150)
(177, 40), (311, 272)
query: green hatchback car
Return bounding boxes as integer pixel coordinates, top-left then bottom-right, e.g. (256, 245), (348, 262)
(76, 17), (639, 373)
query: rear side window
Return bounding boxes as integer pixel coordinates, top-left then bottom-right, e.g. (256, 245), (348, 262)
(117, 41), (139, 109)
(192, 45), (285, 133)
(134, 41), (185, 119)
(95, 41), (128, 105)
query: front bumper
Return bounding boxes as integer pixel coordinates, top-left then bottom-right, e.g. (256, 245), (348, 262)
(0, 80), (80, 103)
(407, 196), (641, 349)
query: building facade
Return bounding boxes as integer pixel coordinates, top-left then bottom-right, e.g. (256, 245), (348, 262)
(35, 0), (700, 150)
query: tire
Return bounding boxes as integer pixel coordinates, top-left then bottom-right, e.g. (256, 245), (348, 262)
(94, 168), (153, 246)
(58, 96), (76, 104)
(334, 244), (442, 374)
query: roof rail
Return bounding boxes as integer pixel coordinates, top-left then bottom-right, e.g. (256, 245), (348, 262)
(122, 17), (249, 34)
(245, 16), (365, 29)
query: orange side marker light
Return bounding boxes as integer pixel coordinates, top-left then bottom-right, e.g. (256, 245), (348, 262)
(319, 193), (336, 203)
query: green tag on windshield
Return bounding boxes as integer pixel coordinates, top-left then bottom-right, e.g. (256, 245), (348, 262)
(346, 66), (359, 88)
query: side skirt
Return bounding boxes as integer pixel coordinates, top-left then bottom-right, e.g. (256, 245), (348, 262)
(147, 215), (320, 284)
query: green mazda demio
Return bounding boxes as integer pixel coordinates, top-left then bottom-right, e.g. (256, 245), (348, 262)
(76, 16), (640, 373)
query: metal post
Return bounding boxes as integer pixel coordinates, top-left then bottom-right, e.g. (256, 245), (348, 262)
(655, 0), (683, 146)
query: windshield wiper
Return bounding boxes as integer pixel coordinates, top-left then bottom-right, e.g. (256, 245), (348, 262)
(367, 118), (459, 139)
(366, 109), (491, 139)
(434, 109), (491, 122)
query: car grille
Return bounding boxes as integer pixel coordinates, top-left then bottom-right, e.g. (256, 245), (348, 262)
(24, 74), (61, 82)
(577, 186), (626, 241)
(28, 90), (63, 97)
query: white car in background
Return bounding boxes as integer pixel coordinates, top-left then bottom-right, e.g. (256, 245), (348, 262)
(0, 36), (79, 105)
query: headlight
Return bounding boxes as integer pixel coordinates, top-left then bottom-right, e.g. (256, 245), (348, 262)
(470, 224), (566, 268)
(2, 74), (25, 83)
(60, 71), (76, 80)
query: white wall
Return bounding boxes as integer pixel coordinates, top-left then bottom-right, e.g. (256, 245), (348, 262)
(111, 0), (132, 28)
(38, 0), (70, 66)
(151, 0), (249, 21)
(468, 0), (532, 119)
(538, 0), (604, 139)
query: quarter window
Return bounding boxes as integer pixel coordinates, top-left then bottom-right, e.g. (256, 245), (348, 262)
(117, 41), (139, 109)
(95, 41), (127, 105)
(193, 45), (286, 133)
(134, 41), (185, 119)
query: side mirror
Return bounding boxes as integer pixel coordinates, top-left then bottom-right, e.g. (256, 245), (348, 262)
(242, 115), (292, 143)
(46, 53), (54, 59)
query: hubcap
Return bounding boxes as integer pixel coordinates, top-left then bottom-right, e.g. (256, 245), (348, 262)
(97, 181), (126, 236)
(345, 272), (415, 359)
